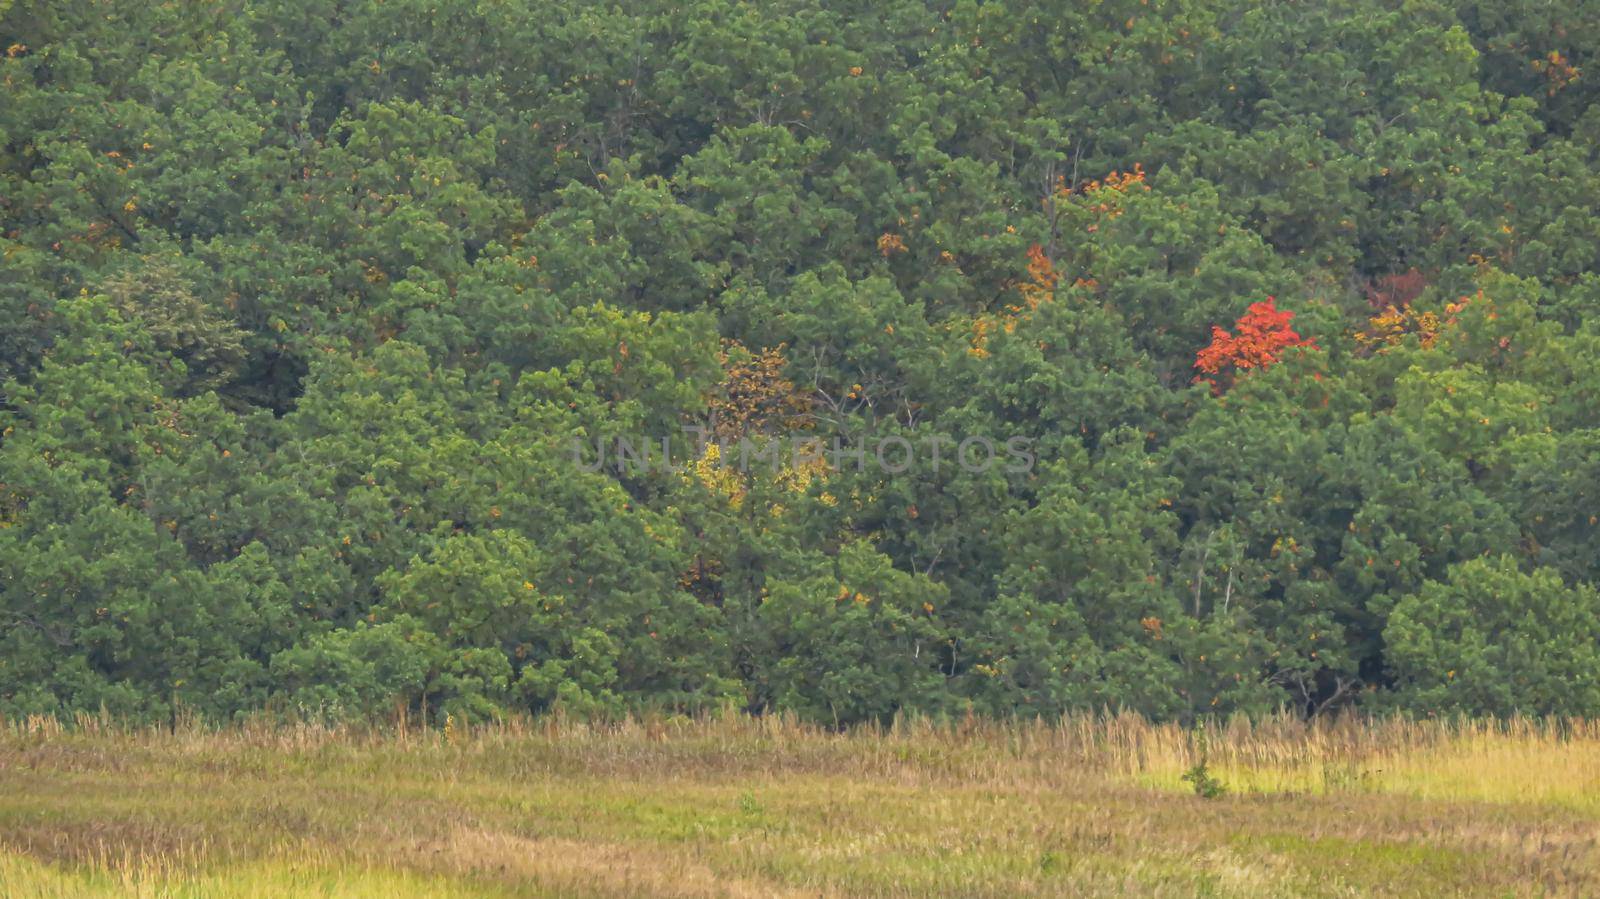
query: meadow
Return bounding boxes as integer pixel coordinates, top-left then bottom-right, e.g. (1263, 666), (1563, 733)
(1, 712), (1597, 897)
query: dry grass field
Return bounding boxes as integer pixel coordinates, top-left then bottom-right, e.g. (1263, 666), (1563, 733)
(2, 712), (1598, 897)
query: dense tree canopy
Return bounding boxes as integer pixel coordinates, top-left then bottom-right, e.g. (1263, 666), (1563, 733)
(3, 0), (1599, 723)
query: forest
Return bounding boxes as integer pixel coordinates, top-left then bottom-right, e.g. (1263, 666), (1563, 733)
(3, 0), (1600, 726)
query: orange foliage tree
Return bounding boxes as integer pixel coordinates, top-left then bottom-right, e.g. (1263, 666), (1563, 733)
(1193, 297), (1317, 391)
(969, 243), (1059, 358)
(1015, 243), (1059, 311)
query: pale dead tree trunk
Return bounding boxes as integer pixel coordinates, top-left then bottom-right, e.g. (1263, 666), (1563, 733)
(1192, 531), (1213, 617)
(1219, 545), (1241, 617)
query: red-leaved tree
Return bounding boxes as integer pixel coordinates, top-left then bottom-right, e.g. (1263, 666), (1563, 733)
(1194, 297), (1317, 392)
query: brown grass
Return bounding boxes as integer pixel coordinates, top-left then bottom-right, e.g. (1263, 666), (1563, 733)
(2, 711), (1598, 896)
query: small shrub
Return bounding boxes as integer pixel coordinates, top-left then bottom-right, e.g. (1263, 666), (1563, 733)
(1182, 731), (1227, 799)
(1182, 758), (1227, 799)
(737, 791), (763, 815)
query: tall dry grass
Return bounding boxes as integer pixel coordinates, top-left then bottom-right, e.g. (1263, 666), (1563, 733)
(6, 709), (1599, 896)
(10, 707), (1599, 806)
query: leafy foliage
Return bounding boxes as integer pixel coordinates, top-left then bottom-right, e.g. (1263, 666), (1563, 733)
(3, 0), (1600, 724)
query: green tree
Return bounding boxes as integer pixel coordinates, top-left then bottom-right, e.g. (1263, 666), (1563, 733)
(1385, 557), (1600, 716)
